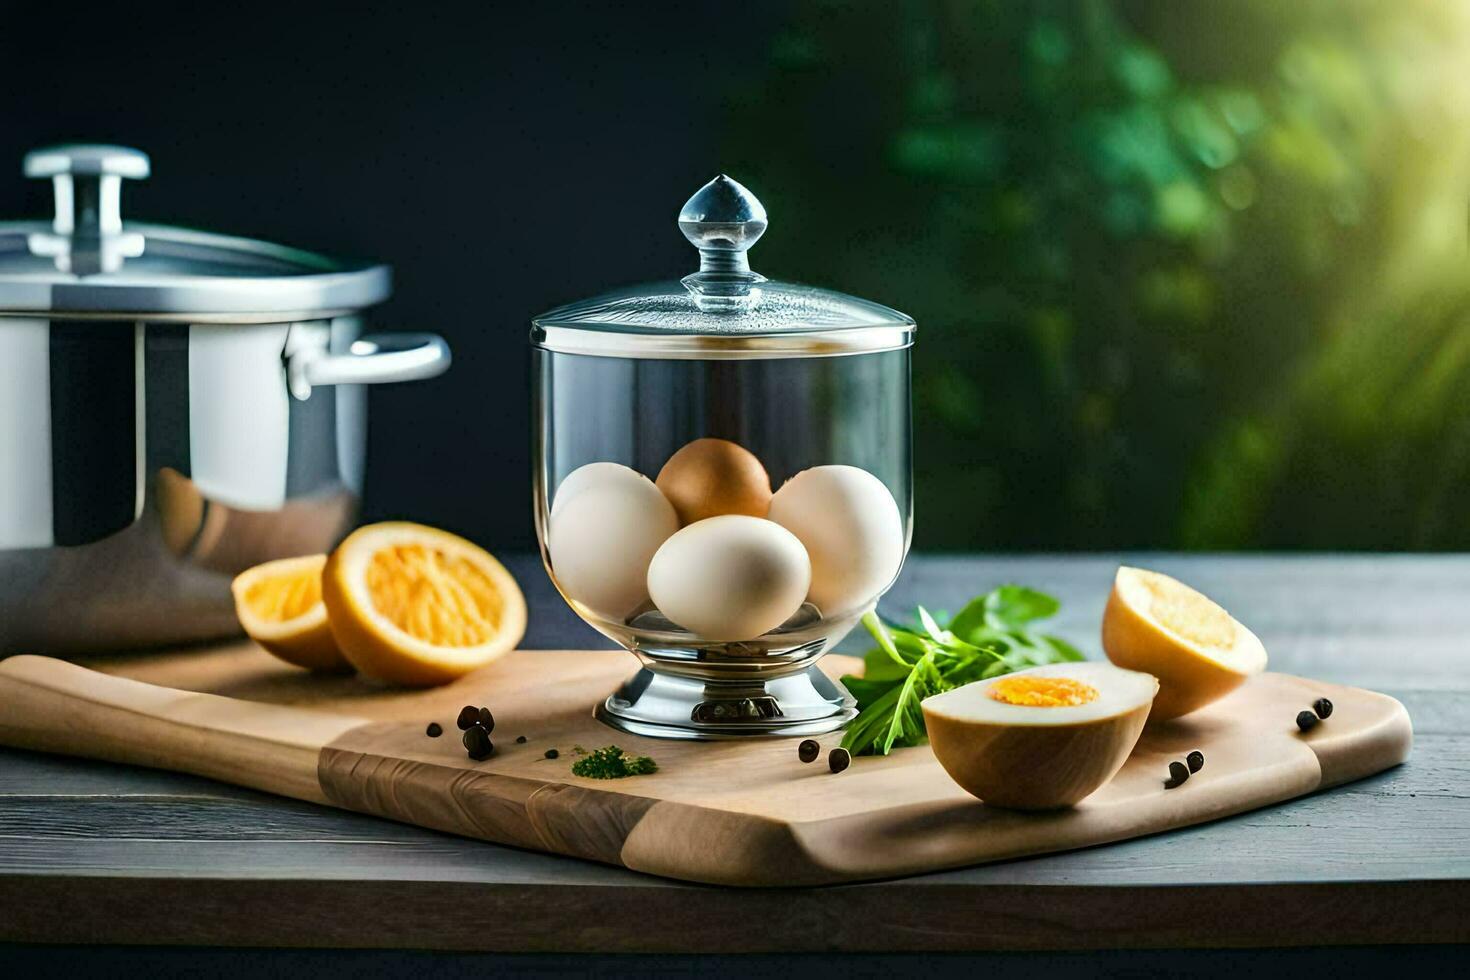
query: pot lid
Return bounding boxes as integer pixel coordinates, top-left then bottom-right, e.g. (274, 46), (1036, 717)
(532, 175), (914, 359)
(0, 144), (390, 321)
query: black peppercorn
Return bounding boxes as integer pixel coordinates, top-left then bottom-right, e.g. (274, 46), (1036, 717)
(798, 739), (820, 763)
(544, 748), (559, 760)
(477, 707), (495, 733)
(456, 705), (479, 731)
(828, 747), (851, 774)
(516, 735), (527, 744)
(425, 722), (443, 738)
(1186, 750), (1204, 773)
(462, 725), (493, 761)
(1313, 697), (1333, 720)
(1296, 710), (1319, 732)
(1167, 760), (1189, 787)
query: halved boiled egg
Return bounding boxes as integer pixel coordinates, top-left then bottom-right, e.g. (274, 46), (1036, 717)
(922, 662), (1158, 810)
(1102, 566), (1267, 721)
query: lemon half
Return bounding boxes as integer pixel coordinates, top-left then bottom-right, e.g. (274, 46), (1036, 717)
(322, 522), (526, 687)
(232, 554), (348, 672)
(1102, 566), (1266, 721)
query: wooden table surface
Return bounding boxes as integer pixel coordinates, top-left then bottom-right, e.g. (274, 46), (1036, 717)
(2, 553), (1467, 953)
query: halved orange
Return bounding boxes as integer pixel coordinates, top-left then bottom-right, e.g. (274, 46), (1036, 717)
(1102, 566), (1267, 721)
(321, 522), (526, 687)
(232, 554), (348, 672)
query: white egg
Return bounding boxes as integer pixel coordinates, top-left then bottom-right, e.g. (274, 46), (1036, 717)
(767, 465), (905, 616)
(551, 461), (642, 515)
(547, 468), (678, 621)
(647, 516), (811, 642)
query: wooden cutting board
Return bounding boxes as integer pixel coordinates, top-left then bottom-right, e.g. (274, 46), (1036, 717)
(0, 644), (1412, 887)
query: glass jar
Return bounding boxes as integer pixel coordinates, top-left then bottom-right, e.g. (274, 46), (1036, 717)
(532, 176), (914, 739)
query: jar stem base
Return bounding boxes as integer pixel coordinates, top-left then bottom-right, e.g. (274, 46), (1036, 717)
(595, 664), (856, 740)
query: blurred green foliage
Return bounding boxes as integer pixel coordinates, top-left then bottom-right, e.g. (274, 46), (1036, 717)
(725, 0), (1470, 550)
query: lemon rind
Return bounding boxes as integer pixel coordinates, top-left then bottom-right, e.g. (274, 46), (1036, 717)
(1114, 566), (1267, 677)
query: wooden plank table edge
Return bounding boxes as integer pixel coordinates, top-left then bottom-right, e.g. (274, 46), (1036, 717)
(1, 874), (1466, 952)
(4, 555), (1467, 952)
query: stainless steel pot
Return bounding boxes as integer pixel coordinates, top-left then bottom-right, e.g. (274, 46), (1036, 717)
(0, 145), (450, 654)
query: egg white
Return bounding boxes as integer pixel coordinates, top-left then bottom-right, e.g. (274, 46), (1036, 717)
(767, 464), (904, 616)
(551, 461), (646, 515)
(922, 661), (1158, 727)
(547, 471), (678, 621)
(647, 515), (811, 642)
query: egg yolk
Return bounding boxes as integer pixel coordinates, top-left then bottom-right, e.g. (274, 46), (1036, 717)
(988, 676), (1099, 707)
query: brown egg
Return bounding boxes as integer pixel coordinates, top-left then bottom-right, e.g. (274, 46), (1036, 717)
(655, 438), (772, 525)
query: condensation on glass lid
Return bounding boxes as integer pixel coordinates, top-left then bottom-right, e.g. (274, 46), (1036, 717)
(532, 175), (913, 358)
(536, 281), (911, 335)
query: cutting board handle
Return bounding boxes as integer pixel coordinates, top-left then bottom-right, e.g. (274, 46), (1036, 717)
(0, 655), (362, 803)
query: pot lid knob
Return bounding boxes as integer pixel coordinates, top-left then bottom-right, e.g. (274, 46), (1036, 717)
(678, 174), (768, 311)
(23, 144), (150, 276)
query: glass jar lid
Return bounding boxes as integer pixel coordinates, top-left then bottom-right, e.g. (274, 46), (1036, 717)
(0, 144), (390, 322)
(532, 175), (914, 359)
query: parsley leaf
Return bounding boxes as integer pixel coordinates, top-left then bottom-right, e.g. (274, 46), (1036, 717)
(838, 584), (1085, 756)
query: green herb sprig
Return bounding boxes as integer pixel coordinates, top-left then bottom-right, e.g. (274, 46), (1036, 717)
(570, 744), (658, 779)
(839, 585), (1084, 757)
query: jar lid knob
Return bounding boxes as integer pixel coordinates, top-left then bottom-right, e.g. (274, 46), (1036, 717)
(679, 175), (767, 309)
(23, 144), (150, 275)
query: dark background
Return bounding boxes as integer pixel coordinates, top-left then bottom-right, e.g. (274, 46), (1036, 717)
(6, 0), (1470, 554)
(0, 0), (789, 551)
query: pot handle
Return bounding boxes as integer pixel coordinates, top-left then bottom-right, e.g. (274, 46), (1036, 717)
(288, 332), (451, 400)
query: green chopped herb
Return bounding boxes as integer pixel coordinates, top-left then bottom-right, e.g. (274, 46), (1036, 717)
(570, 744), (658, 779)
(840, 584), (1085, 757)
